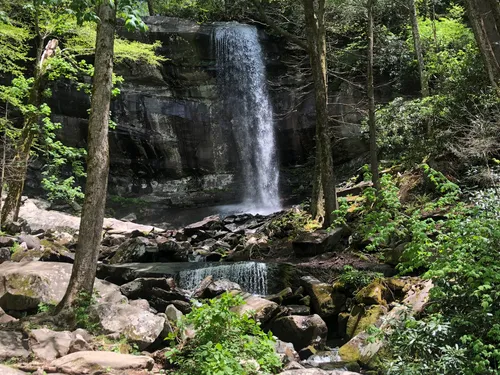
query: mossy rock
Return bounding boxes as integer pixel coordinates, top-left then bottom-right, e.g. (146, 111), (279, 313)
(355, 280), (387, 306)
(346, 304), (387, 338)
(11, 240), (73, 263)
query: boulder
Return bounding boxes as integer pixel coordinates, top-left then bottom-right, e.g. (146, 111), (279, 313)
(0, 247), (10, 263)
(346, 305), (388, 338)
(109, 237), (158, 264)
(129, 299), (151, 311)
(355, 281), (387, 306)
(269, 315), (327, 351)
(0, 331), (29, 360)
(266, 287), (293, 304)
(206, 279), (242, 297)
(0, 236), (15, 247)
(165, 304), (183, 323)
(51, 351), (154, 374)
(193, 276), (242, 299)
(338, 279), (433, 364)
(157, 238), (191, 261)
(0, 307), (17, 323)
(293, 228), (345, 257)
(275, 340), (300, 364)
(90, 302), (165, 349)
(0, 261), (124, 311)
(279, 369), (361, 375)
(11, 240), (74, 263)
(30, 328), (73, 361)
(233, 294), (279, 324)
(0, 365), (28, 375)
(69, 329), (92, 353)
(301, 276), (344, 317)
(285, 305), (311, 315)
(18, 233), (41, 250)
(184, 215), (222, 235)
(119, 277), (176, 297)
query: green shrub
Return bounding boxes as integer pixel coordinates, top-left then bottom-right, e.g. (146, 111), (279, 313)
(166, 292), (282, 375)
(337, 265), (382, 292)
(383, 315), (467, 375)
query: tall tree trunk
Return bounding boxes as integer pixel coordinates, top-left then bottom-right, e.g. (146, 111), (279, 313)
(57, 1), (116, 310)
(310, 146), (324, 221)
(367, 0), (380, 190)
(465, 0), (500, 96)
(147, 0), (154, 16)
(1, 31), (48, 224)
(409, 0), (429, 97)
(303, 0), (338, 227)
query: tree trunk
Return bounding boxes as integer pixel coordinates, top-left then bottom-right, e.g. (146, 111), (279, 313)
(147, 0), (154, 16)
(409, 0), (429, 98)
(367, 0), (380, 190)
(303, 0), (338, 227)
(57, 1), (116, 311)
(310, 146), (324, 221)
(1, 35), (48, 223)
(465, 0), (500, 96)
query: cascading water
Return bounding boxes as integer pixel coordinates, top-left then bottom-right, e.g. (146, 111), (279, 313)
(215, 24), (281, 214)
(178, 262), (269, 295)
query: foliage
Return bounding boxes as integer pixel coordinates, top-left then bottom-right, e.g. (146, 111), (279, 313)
(384, 315), (468, 375)
(337, 265), (382, 292)
(165, 292), (281, 375)
(74, 290), (100, 333)
(37, 301), (57, 314)
(267, 208), (321, 239)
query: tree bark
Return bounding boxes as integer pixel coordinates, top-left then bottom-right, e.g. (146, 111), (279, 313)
(409, 0), (429, 98)
(465, 0), (500, 96)
(57, 1), (116, 310)
(367, 0), (379, 190)
(310, 146), (324, 221)
(0, 31), (50, 223)
(303, 0), (338, 227)
(147, 0), (154, 16)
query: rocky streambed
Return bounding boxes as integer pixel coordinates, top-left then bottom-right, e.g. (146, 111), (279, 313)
(0, 197), (420, 374)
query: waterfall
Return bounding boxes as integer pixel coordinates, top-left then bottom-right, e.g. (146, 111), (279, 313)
(215, 24), (281, 214)
(178, 262), (269, 295)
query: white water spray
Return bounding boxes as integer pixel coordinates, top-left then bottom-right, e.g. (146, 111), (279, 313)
(215, 24), (281, 214)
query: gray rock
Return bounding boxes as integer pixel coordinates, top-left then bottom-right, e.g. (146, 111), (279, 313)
(0, 331), (29, 360)
(0, 365), (28, 375)
(0, 236), (15, 247)
(184, 215), (222, 235)
(0, 307), (17, 323)
(90, 302), (165, 349)
(0, 247), (11, 264)
(129, 298), (151, 311)
(233, 293), (279, 324)
(18, 233), (41, 250)
(293, 228), (346, 257)
(301, 276), (345, 317)
(279, 370), (361, 375)
(275, 340), (300, 364)
(120, 277), (177, 299)
(165, 304), (183, 323)
(0, 261), (125, 311)
(29, 328), (73, 361)
(269, 314), (328, 351)
(69, 329), (92, 353)
(206, 279), (242, 297)
(51, 351), (154, 374)
(285, 305), (311, 315)
(109, 237), (158, 264)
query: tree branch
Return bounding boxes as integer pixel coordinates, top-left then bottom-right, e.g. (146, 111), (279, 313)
(248, 0), (309, 52)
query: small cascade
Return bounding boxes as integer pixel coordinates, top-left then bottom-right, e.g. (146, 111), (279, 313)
(215, 24), (281, 214)
(178, 262), (269, 295)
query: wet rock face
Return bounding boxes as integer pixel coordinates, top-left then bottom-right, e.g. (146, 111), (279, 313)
(43, 17), (366, 209)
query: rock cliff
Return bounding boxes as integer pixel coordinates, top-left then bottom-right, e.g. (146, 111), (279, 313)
(46, 17), (366, 210)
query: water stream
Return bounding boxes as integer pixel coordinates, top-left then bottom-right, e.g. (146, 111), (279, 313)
(178, 261), (269, 295)
(215, 24), (281, 214)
